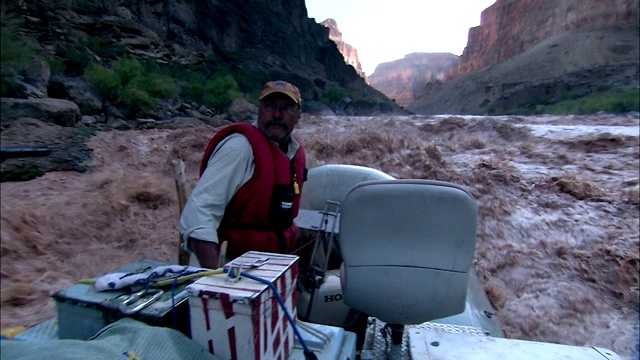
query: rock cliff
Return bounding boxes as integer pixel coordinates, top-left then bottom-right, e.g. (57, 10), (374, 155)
(1, 0), (401, 116)
(320, 19), (366, 79)
(459, 0), (640, 74)
(368, 53), (458, 108)
(409, 0), (639, 115)
(1, 0), (408, 181)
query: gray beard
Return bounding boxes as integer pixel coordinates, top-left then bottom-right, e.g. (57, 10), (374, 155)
(261, 129), (290, 149)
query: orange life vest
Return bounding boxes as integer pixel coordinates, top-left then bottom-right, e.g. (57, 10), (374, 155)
(200, 123), (306, 259)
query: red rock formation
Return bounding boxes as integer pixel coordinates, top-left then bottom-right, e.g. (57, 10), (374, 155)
(459, 0), (640, 74)
(369, 53), (458, 107)
(320, 19), (366, 78)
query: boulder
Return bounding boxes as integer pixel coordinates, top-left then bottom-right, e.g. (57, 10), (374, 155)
(48, 75), (103, 115)
(1, 98), (81, 127)
(106, 117), (133, 130)
(303, 100), (335, 116)
(153, 117), (207, 129)
(227, 99), (257, 122)
(0, 117), (92, 182)
(23, 59), (51, 97)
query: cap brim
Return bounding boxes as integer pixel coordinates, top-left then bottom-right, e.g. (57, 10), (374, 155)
(259, 90), (300, 104)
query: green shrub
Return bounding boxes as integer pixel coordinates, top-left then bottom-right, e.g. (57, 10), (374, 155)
(378, 100), (396, 113)
(487, 88), (640, 115)
(116, 58), (249, 111)
(544, 88), (640, 114)
(113, 57), (143, 87)
(47, 59), (66, 75)
(0, 8), (34, 68)
(1, 7), (36, 94)
(120, 86), (159, 114)
(170, 64), (207, 104)
(55, 43), (92, 76)
(39, 38), (100, 76)
(1, 164), (44, 182)
(142, 73), (178, 99)
(84, 64), (121, 103)
(233, 68), (268, 94)
(183, 81), (206, 104)
(1, 67), (21, 95)
(76, 127), (100, 138)
(321, 85), (348, 107)
(85, 57), (178, 116)
(202, 74), (242, 110)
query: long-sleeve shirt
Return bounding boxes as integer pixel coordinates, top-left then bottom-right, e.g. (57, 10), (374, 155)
(179, 125), (300, 248)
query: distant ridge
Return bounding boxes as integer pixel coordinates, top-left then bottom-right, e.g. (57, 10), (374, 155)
(320, 19), (366, 79)
(368, 53), (458, 107)
(408, 0), (639, 114)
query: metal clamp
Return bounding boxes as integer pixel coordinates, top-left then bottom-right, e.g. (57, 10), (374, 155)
(119, 288), (164, 314)
(225, 263), (245, 284)
(225, 256), (270, 284)
(250, 256), (269, 267)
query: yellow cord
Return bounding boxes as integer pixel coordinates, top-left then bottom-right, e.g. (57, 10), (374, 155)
(77, 278), (96, 284)
(76, 269), (225, 288)
(153, 269), (224, 287)
(126, 350), (142, 360)
(1, 326), (27, 339)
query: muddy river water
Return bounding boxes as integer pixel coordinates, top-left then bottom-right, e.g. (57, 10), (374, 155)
(1, 113), (638, 358)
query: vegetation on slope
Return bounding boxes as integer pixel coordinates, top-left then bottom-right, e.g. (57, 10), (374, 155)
(0, 5), (357, 117)
(488, 88), (640, 115)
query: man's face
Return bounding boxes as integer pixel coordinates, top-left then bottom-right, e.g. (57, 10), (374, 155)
(257, 93), (300, 145)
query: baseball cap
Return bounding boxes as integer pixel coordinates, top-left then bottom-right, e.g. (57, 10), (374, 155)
(259, 80), (302, 105)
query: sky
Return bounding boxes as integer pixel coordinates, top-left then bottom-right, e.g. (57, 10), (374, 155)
(305, 0), (497, 75)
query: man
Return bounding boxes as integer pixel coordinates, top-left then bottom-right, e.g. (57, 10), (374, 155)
(179, 80), (306, 269)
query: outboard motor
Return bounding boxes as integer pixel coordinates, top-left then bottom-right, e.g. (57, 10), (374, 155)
(294, 164), (394, 327)
(338, 180), (477, 333)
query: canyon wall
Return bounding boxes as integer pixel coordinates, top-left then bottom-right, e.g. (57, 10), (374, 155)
(4, 0), (399, 115)
(320, 19), (366, 78)
(459, 0), (640, 74)
(407, 0), (639, 114)
(368, 53), (458, 107)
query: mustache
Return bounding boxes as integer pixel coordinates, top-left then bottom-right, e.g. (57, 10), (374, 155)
(266, 119), (287, 129)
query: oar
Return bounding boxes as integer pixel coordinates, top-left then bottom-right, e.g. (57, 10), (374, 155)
(172, 159), (191, 265)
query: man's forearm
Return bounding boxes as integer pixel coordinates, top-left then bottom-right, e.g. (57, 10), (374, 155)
(190, 237), (220, 269)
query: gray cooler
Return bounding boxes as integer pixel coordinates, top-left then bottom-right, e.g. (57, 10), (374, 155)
(52, 259), (191, 340)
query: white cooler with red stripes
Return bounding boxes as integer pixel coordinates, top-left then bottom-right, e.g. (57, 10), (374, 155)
(187, 251), (299, 360)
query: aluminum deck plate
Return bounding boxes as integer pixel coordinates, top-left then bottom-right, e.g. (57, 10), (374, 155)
(361, 317), (622, 360)
(360, 318), (489, 360)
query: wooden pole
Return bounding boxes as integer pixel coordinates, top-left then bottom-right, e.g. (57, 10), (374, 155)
(172, 159), (191, 265)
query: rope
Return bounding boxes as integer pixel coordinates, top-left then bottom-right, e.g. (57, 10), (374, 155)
(171, 278), (178, 329)
(239, 271), (317, 360)
(78, 267), (316, 358)
(291, 234), (320, 255)
(153, 269), (224, 287)
(297, 321), (331, 344)
(77, 269), (225, 288)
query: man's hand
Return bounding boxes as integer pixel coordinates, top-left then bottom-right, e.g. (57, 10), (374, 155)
(189, 237), (220, 269)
